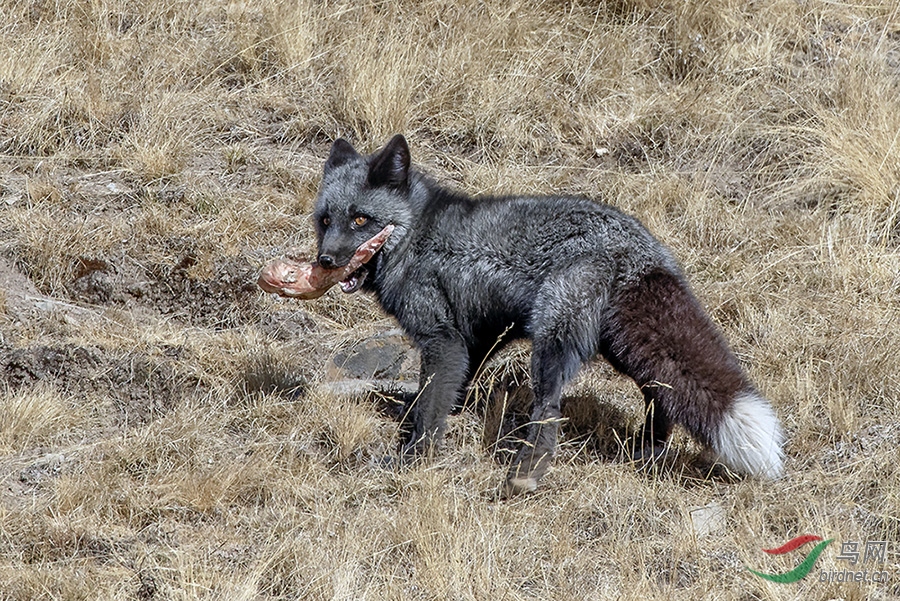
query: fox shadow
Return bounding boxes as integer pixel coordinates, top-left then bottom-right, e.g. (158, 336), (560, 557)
(366, 371), (737, 484)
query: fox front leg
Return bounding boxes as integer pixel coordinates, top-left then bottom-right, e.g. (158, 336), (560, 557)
(400, 334), (470, 459)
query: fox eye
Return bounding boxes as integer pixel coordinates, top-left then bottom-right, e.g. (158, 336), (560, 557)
(353, 215), (368, 227)
(321, 216), (330, 227)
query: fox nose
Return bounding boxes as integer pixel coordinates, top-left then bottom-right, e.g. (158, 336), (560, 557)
(318, 254), (336, 269)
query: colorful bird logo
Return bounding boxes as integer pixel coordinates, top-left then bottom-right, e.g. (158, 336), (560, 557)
(748, 535), (834, 583)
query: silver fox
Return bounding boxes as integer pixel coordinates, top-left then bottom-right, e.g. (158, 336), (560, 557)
(313, 134), (784, 493)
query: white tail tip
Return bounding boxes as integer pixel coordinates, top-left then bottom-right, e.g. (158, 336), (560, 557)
(714, 391), (784, 479)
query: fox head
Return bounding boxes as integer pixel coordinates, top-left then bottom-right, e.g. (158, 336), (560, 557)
(313, 134), (414, 290)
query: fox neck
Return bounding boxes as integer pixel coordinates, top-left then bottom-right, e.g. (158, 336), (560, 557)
(376, 169), (430, 257)
(363, 169), (430, 295)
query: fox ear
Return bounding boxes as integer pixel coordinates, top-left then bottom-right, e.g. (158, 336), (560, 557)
(325, 138), (360, 171)
(368, 134), (410, 188)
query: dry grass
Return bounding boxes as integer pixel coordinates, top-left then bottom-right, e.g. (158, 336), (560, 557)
(1, 0), (899, 599)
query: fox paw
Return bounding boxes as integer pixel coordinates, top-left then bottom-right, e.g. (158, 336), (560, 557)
(500, 475), (539, 498)
(502, 447), (553, 497)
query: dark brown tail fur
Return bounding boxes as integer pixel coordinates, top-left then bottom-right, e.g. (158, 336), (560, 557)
(601, 269), (783, 477)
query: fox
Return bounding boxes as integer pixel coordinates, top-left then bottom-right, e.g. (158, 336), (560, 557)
(312, 134), (784, 494)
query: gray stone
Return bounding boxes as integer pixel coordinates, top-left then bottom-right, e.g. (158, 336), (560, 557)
(329, 330), (417, 381)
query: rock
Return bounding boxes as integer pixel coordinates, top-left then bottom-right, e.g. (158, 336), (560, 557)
(328, 330), (417, 381)
(318, 330), (419, 398)
(689, 502), (726, 538)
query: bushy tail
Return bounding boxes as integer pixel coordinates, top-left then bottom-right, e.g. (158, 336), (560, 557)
(713, 391), (784, 478)
(604, 269), (785, 479)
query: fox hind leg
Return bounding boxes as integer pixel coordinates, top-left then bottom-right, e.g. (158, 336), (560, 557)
(634, 389), (673, 460)
(505, 338), (583, 494)
(505, 266), (611, 495)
